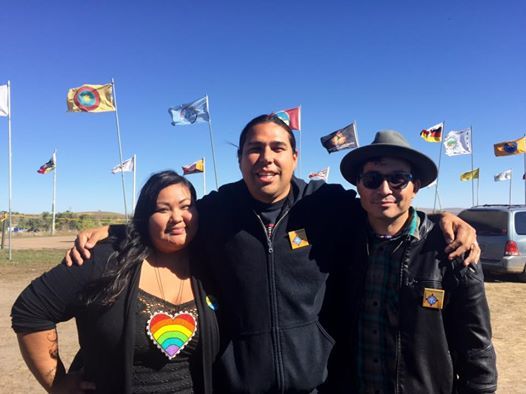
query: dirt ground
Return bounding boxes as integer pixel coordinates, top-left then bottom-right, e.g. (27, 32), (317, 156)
(1, 236), (525, 392)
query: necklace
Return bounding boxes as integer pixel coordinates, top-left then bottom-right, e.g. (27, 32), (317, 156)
(144, 263), (197, 360)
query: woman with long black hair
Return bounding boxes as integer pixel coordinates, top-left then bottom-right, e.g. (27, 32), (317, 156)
(11, 170), (218, 393)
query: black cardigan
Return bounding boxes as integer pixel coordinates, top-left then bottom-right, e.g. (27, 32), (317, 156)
(11, 240), (219, 394)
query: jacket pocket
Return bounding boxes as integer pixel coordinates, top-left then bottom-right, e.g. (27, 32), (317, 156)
(279, 320), (335, 391)
(213, 332), (275, 393)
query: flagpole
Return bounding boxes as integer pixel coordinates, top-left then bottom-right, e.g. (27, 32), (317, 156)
(509, 171), (513, 205)
(354, 120), (360, 146)
(298, 105), (303, 178)
(7, 81), (12, 260)
(202, 157), (207, 195)
(523, 132), (526, 205)
(326, 166), (330, 183)
(132, 154), (137, 213)
(477, 177), (480, 206)
(470, 126), (474, 206)
(204, 95), (219, 190)
(433, 121), (445, 212)
(51, 150), (57, 235)
(111, 78), (129, 219)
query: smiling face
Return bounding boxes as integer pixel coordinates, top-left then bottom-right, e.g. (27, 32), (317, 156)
(357, 157), (420, 234)
(239, 121), (298, 204)
(148, 183), (199, 254)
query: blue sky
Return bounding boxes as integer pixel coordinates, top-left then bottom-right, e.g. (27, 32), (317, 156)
(0, 0), (525, 214)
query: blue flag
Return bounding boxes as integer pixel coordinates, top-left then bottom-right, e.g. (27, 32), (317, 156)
(168, 96), (210, 126)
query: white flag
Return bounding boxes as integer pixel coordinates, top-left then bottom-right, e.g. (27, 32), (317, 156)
(112, 156), (134, 174)
(494, 169), (512, 182)
(0, 84), (8, 117)
(308, 167), (330, 181)
(443, 128), (472, 156)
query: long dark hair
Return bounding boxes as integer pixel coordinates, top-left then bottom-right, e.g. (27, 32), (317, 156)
(82, 170), (197, 307)
(237, 114), (297, 160)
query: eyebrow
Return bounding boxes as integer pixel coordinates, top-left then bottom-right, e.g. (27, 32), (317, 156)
(245, 141), (289, 147)
(156, 198), (192, 206)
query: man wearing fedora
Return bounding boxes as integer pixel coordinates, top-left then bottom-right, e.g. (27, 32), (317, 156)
(324, 130), (497, 393)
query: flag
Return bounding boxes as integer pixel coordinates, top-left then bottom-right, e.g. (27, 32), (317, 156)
(0, 84), (8, 117)
(272, 107), (301, 131)
(308, 167), (329, 181)
(67, 84), (115, 112)
(320, 123), (358, 153)
(494, 137), (526, 156)
(182, 159), (205, 175)
(420, 122), (443, 143)
(460, 168), (479, 181)
(169, 96), (210, 126)
(112, 156), (135, 174)
(37, 153), (56, 174)
(494, 169), (512, 182)
(443, 128), (472, 156)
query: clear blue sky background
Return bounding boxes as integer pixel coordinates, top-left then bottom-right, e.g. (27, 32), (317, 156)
(0, 0), (525, 214)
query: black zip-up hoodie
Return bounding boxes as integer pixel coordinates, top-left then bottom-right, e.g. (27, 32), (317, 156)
(195, 177), (358, 393)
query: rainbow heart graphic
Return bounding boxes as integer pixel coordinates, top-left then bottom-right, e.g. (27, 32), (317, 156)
(146, 311), (197, 359)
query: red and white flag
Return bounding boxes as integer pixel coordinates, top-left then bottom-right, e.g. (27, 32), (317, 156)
(308, 167), (330, 182)
(272, 106), (301, 131)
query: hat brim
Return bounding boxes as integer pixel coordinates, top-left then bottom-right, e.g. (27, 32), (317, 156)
(340, 144), (438, 187)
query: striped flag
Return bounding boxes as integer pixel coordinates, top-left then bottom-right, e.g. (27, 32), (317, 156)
(182, 159), (205, 175)
(308, 167), (330, 181)
(37, 153), (56, 174)
(420, 123), (443, 143)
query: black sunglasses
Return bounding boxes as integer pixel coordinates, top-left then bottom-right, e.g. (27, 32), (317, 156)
(358, 171), (413, 190)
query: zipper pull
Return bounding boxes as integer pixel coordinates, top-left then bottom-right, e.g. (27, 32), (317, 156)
(267, 240), (273, 254)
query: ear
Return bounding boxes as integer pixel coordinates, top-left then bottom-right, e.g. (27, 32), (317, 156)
(292, 149), (299, 169)
(412, 179), (422, 194)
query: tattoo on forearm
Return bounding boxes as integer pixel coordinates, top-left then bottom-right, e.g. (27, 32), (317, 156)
(46, 331), (59, 360)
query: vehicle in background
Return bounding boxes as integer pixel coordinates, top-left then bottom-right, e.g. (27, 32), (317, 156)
(458, 205), (526, 282)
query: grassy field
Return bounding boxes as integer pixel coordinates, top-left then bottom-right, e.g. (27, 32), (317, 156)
(0, 249), (65, 271)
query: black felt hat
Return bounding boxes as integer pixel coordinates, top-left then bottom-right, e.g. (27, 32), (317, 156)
(340, 130), (438, 187)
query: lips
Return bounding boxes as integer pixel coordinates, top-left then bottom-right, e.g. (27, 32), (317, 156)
(255, 170), (278, 184)
(166, 227), (186, 235)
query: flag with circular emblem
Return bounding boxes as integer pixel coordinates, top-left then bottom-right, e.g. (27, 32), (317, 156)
(67, 84), (116, 112)
(494, 137), (526, 157)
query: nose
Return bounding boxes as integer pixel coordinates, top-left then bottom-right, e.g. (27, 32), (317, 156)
(377, 179), (393, 194)
(170, 208), (183, 223)
(259, 146), (274, 164)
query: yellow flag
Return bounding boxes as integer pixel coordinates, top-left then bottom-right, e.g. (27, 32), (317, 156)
(460, 168), (480, 181)
(494, 137), (526, 156)
(67, 84), (115, 112)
